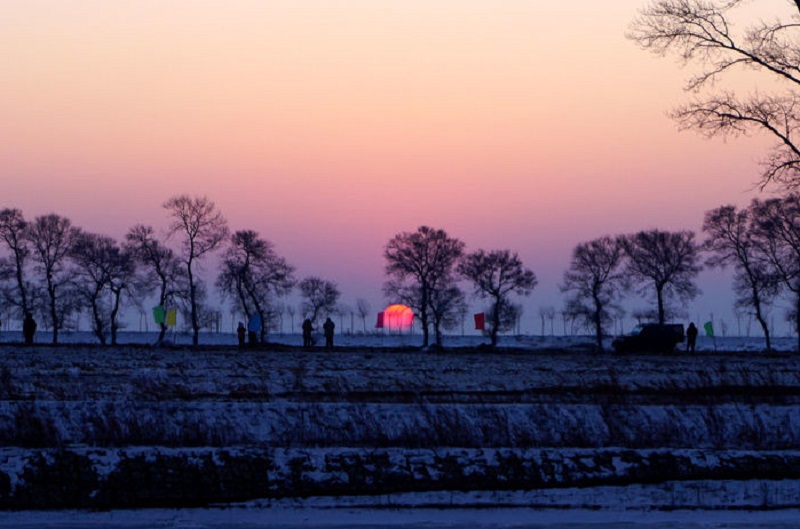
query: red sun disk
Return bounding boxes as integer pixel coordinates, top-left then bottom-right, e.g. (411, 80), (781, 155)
(382, 304), (414, 331)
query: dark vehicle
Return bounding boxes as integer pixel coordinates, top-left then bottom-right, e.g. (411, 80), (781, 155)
(612, 323), (685, 353)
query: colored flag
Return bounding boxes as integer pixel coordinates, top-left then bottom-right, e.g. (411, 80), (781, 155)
(375, 312), (385, 329)
(248, 314), (262, 333)
(152, 305), (166, 325)
(703, 321), (714, 337)
(474, 312), (485, 331)
(165, 309), (177, 327)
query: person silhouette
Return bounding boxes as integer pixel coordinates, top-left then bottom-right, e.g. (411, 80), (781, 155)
(323, 317), (335, 350)
(686, 322), (698, 353)
(237, 321), (246, 348)
(23, 312), (37, 345)
(302, 318), (313, 347)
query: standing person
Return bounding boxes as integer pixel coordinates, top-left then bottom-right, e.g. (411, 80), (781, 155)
(302, 318), (313, 348)
(23, 312), (37, 345)
(323, 317), (335, 350)
(237, 321), (246, 349)
(686, 322), (698, 353)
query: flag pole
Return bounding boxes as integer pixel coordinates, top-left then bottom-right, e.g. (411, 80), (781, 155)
(704, 318), (717, 353)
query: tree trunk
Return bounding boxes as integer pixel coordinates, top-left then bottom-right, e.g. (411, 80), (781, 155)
(592, 290), (604, 353)
(656, 284), (665, 324)
(157, 276), (169, 344)
(751, 287), (771, 354)
(91, 295), (105, 345)
(258, 308), (267, 343)
(13, 251), (28, 317)
(420, 284), (430, 347)
(110, 288), (122, 346)
(48, 282), (58, 345)
(187, 259), (199, 346)
(490, 300), (500, 347)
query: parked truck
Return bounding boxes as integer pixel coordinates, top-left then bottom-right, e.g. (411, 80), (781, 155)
(612, 323), (685, 353)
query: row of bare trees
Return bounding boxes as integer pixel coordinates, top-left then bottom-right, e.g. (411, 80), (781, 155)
(0, 196), (340, 346)
(561, 231), (702, 353)
(553, 0), (800, 353)
(384, 226), (537, 348)
(559, 195), (800, 353)
(4, 197), (800, 351)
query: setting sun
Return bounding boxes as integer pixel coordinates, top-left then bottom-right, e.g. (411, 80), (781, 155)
(381, 304), (414, 331)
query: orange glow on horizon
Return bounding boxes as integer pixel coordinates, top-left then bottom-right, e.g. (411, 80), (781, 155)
(382, 304), (414, 331)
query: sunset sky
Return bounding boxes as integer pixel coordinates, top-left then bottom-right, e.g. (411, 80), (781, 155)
(1, 1), (791, 333)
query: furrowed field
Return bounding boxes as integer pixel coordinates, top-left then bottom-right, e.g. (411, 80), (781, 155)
(1, 338), (800, 511)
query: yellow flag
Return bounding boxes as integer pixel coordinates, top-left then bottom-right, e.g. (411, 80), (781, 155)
(166, 309), (177, 327)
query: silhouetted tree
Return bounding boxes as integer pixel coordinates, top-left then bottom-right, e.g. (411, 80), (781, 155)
(163, 195), (229, 346)
(538, 306), (555, 336)
(429, 281), (467, 346)
(704, 204), (779, 352)
(26, 214), (81, 344)
(384, 226), (464, 347)
(630, 0), (800, 189)
(125, 224), (187, 344)
(334, 304), (350, 334)
(70, 232), (136, 345)
(459, 249), (537, 347)
(298, 276), (340, 323)
(0, 208), (35, 319)
(356, 298), (370, 333)
(560, 236), (625, 352)
(621, 229), (702, 325)
(750, 195), (800, 350)
(286, 304), (296, 333)
(217, 230), (295, 342)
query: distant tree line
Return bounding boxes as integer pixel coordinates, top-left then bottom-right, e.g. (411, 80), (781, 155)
(4, 194), (800, 352)
(0, 196), (335, 346)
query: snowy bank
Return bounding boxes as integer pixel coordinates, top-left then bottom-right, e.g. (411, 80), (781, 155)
(1, 343), (799, 510)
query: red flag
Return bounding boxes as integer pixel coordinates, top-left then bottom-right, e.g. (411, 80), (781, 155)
(375, 312), (385, 329)
(474, 312), (485, 330)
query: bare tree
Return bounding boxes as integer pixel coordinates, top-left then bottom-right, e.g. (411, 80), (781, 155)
(560, 236), (626, 352)
(0, 208), (34, 319)
(125, 224), (186, 344)
(298, 276), (340, 323)
(217, 230), (295, 342)
(70, 232), (136, 345)
(750, 194), (800, 350)
(621, 229), (702, 325)
(26, 214), (81, 344)
(356, 298), (370, 333)
(429, 281), (467, 346)
(163, 195), (229, 346)
(384, 226), (464, 347)
(459, 249), (537, 347)
(538, 306), (555, 336)
(286, 304), (296, 334)
(630, 0), (800, 189)
(334, 304), (350, 334)
(704, 204), (779, 352)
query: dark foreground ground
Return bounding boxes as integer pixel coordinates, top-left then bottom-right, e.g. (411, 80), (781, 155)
(0, 343), (799, 511)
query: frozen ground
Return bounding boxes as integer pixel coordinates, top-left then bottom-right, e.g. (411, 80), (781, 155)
(1, 506), (800, 528)
(0, 329), (794, 353)
(0, 334), (798, 526)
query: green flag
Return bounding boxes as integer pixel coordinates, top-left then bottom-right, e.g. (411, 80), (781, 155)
(703, 321), (714, 337)
(153, 305), (166, 325)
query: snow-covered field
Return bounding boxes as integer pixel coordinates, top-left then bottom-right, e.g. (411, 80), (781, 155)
(0, 329), (795, 353)
(1, 333), (799, 527)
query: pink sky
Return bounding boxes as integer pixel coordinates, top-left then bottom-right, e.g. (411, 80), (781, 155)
(0, 1), (789, 333)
